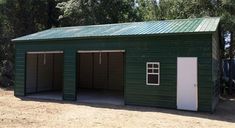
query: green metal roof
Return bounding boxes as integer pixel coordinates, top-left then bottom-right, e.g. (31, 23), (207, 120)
(12, 17), (220, 42)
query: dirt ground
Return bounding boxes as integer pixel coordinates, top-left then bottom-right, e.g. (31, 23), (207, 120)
(0, 88), (235, 128)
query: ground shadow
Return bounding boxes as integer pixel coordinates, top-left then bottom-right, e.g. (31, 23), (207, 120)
(19, 95), (235, 124)
(0, 86), (13, 91)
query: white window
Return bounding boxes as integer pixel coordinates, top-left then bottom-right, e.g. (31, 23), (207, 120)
(146, 62), (160, 85)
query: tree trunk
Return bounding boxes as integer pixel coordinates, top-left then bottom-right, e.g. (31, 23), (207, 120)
(229, 32), (233, 95)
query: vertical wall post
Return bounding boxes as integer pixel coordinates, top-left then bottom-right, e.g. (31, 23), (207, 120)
(63, 49), (77, 101)
(14, 48), (26, 96)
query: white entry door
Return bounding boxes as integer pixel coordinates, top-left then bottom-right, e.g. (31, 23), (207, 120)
(177, 57), (198, 111)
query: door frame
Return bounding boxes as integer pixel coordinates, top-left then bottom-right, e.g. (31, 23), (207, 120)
(177, 57), (198, 111)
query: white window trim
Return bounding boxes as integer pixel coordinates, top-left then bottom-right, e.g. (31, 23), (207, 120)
(146, 62), (160, 86)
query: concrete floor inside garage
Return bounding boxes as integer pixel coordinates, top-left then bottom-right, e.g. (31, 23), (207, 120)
(77, 89), (124, 105)
(26, 89), (124, 105)
(27, 91), (63, 100)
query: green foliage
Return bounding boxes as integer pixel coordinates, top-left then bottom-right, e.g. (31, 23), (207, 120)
(0, 42), (14, 87)
(3, 0), (60, 36)
(125, 0), (234, 32)
(0, 0), (61, 87)
(57, 0), (142, 26)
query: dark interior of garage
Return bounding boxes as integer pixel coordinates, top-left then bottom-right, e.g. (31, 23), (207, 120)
(77, 52), (124, 105)
(26, 53), (64, 100)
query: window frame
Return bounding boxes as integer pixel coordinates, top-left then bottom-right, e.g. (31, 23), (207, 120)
(146, 62), (160, 86)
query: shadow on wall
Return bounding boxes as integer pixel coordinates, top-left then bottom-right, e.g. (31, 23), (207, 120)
(19, 96), (235, 124)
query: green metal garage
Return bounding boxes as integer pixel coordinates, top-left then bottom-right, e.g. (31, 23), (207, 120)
(12, 17), (221, 112)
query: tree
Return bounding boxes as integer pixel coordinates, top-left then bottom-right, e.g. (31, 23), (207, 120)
(0, 0), (15, 87)
(56, 0), (143, 26)
(0, 0), (61, 87)
(3, 0), (60, 37)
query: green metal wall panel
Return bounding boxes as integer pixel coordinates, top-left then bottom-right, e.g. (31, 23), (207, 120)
(212, 29), (220, 112)
(14, 47), (25, 96)
(63, 49), (77, 100)
(14, 34), (215, 112)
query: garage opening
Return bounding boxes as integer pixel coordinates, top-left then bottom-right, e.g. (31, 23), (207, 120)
(26, 51), (64, 100)
(77, 50), (124, 105)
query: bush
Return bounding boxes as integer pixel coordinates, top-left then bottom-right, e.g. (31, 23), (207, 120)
(0, 42), (14, 87)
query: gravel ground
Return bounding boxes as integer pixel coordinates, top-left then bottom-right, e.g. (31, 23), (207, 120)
(0, 88), (235, 128)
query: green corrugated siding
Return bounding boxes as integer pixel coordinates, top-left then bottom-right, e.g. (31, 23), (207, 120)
(15, 34), (214, 112)
(14, 46), (25, 96)
(212, 29), (220, 112)
(63, 49), (77, 100)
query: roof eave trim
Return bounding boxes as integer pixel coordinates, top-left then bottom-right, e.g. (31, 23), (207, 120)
(12, 31), (215, 42)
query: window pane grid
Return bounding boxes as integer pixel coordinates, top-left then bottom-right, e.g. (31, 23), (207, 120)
(148, 69), (159, 73)
(146, 62), (160, 85)
(148, 73), (159, 75)
(148, 68), (158, 69)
